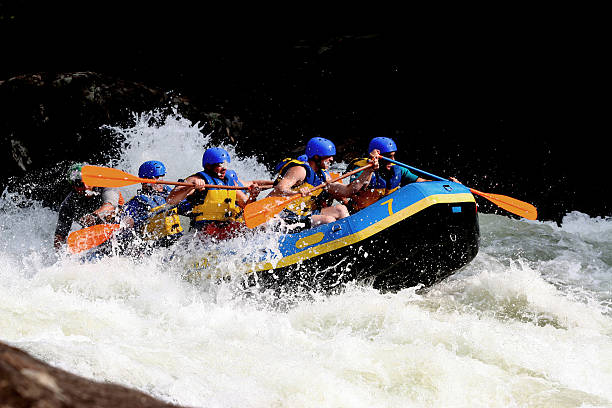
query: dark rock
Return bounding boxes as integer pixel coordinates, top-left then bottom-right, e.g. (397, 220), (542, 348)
(0, 341), (186, 407)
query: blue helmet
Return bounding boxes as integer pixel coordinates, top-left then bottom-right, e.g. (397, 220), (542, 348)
(138, 160), (166, 178)
(305, 137), (336, 159)
(297, 154), (308, 162)
(368, 137), (397, 154)
(202, 147), (231, 167)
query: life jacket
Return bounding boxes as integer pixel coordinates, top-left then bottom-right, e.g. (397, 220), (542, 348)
(189, 170), (241, 228)
(274, 160), (330, 216)
(347, 158), (402, 211)
(128, 189), (183, 240)
(273, 157), (304, 175)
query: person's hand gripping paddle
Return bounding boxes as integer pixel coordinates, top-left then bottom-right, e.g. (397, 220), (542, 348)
(243, 164), (373, 228)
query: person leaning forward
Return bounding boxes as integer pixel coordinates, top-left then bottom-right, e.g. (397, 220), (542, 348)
(166, 147), (261, 240)
(119, 160), (190, 250)
(54, 163), (123, 250)
(346, 137), (460, 212)
(269, 137), (378, 228)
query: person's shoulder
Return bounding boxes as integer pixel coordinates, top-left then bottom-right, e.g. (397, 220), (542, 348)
(185, 173), (204, 181)
(283, 160), (308, 172)
(286, 163), (307, 174)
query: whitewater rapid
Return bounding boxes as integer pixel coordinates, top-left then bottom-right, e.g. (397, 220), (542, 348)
(1, 112), (611, 407)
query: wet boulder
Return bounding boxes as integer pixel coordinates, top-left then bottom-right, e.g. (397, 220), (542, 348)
(0, 341), (186, 407)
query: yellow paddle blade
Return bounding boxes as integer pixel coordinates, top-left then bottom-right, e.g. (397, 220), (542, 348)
(81, 165), (141, 187)
(67, 224), (121, 254)
(243, 195), (300, 228)
(470, 189), (537, 220)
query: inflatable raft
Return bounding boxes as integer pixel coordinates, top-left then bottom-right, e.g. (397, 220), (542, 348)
(185, 180), (480, 291)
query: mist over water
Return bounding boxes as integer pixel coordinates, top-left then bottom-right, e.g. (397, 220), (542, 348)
(1, 112), (611, 407)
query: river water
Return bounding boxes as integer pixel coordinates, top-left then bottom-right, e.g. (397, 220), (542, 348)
(1, 112), (611, 407)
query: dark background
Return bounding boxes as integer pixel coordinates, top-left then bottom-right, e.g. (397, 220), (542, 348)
(1, 3), (609, 222)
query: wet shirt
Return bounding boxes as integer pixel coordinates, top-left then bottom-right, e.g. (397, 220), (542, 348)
(54, 187), (120, 239)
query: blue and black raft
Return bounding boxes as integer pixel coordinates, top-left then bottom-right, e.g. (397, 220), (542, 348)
(186, 179), (480, 292)
(236, 156), (537, 292)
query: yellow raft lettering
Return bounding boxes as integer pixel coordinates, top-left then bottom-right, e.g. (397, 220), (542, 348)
(380, 198), (394, 215)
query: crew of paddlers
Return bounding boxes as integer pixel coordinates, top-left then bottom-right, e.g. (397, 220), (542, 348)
(54, 137), (459, 256)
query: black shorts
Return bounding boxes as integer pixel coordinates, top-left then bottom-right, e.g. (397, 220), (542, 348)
(279, 210), (312, 230)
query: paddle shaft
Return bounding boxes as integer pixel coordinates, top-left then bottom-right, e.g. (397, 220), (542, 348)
(90, 174), (249, 189)
(262, 162), (374, 210)
(242, 163), (373, 228)
(303, 163), (374, 195)
(271, 163), (374, 203)
(380, 156), (537, 219)
(381, 156), (504, 196)
(381, 156), (487, 196)
(379, 157), (446, 181)
(81, 166), (252, 189)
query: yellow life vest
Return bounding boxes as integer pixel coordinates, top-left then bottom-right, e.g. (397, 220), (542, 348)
(192, 188), (241, 223)
(143, 205), (183, 240)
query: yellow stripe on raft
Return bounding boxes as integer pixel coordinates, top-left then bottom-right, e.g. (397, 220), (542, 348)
(248, 192), (475, 272)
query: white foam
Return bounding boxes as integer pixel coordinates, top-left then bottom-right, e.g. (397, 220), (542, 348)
(1, 112), (611, 407)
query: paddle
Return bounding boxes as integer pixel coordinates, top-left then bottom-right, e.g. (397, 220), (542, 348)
(81, 165), (250, 189)
(243, 164), (373, 228)
(380, 156), (538, 220)
(67, 223), (121, 254)
(66, 202), (186, 254)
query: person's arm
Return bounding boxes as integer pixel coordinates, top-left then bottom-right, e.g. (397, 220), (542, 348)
(240, 178), (275, 189)
(82, 188), (121, 224)
(268, 166), (307, 197)
(327, 167), (376, 198)
(78, 202), (116, 226)
(92, 203), (116, 221)
(398, 167), (425, 184)
(328, 155), (379, 198)
(167, 175), (205, 205)
(399, 167), (458, 183)
(236, 184), (261, 208)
